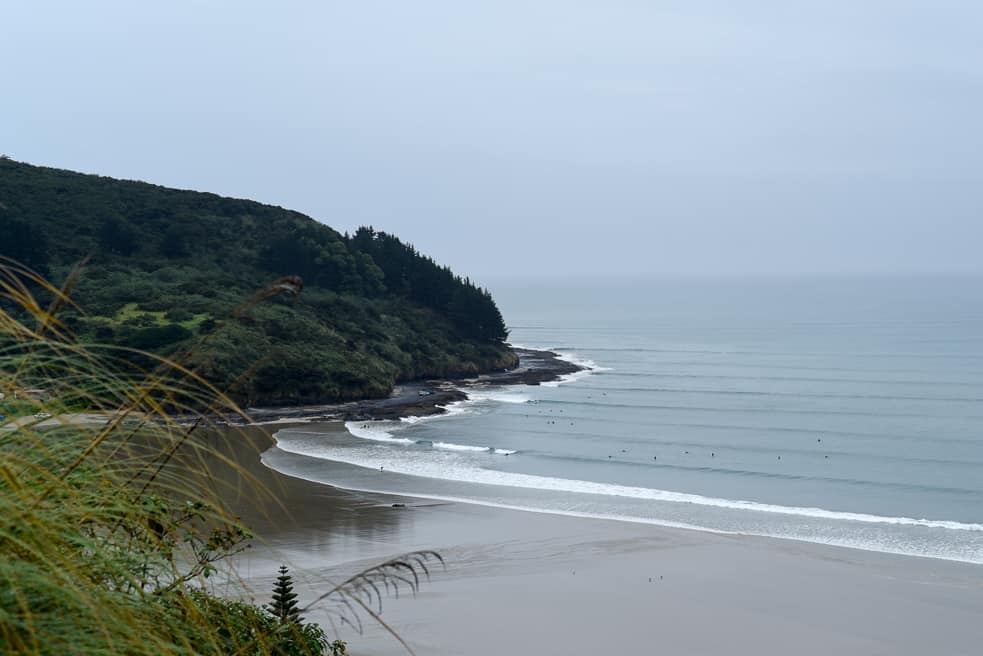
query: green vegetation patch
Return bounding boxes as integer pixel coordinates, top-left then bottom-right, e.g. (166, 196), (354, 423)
(0, 159), (517, 405)
(85, 302), (211, 329)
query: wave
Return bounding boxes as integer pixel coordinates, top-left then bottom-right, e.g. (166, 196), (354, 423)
(263, 448), (728, 537)
(540, 349), (613, 387)
(517, 411), (983, 447)
(520, 410), (939, 440)
(509, 342), (611, 374)
(343, 422), (515, 455)
(344, 422), (415, 445)
(465, 388), (532, 404)
(609, 371), (983, 389)
(506, 426), (983, 468)
(424, 440), (516, 455)
(530, 449), (983, 495)
(542, 398), (983, 420)
(273, 432), (983, 533)
(629, 360), (981, 377)
(394, 386), (532, 431)
(569, 383), (983, 404)
(544, 345), (983, 361)
(344, 385), (533, 454)
(395, 389), (528, 431)
(399, 401), (474, 425)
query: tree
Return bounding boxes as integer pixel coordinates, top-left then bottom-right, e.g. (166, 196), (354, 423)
(1, 217), (50, 273)
(98, 217), (138, 256)
(268, 565), (302, 624)
(161, 225), (191, 257)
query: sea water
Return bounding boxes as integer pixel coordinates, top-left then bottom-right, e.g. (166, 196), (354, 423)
(265, 276), (983, 563)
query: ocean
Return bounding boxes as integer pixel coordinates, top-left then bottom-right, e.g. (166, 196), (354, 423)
(264, 276), (983, 564)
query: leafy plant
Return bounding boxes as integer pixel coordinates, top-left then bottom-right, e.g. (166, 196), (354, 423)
(0, 158), (515, 407)
(0, 260), (441, 655)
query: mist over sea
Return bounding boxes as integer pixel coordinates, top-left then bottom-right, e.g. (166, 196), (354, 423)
(267, 276), (983, 563)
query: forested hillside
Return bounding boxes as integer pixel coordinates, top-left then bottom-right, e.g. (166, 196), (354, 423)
(0, 158), (515, 404)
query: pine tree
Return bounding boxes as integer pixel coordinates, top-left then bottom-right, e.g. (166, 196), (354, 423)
(267, 565), (303, 624)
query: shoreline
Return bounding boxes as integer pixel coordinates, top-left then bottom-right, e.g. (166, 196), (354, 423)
(263, 425), (983, 567)
(243, 347), (583, 424)
(220, 425), (983, 656)
(213, 345), (983, 653)
(254, 347), (983, 567)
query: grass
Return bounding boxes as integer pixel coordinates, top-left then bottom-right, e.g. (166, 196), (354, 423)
(0, 259), (330, 655)
(0, 398), (39, 420)
(85, 302), (213, 330)
(0, 391), (90, 420)
(0, 259), (440, 655)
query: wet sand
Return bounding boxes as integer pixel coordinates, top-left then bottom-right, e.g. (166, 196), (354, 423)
(213, 424), (983, 656)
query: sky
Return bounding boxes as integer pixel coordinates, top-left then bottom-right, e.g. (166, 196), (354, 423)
(3, 1), (982, 280)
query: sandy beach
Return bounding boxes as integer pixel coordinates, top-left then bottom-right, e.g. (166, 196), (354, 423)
(209, 423), (983, 655)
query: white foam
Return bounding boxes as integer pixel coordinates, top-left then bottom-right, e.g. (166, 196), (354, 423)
(263, 447), (983, 564)
(556, 351), (612, 373)
(399, 400), (476, 425)
(536, 348), (613, 387)
(262, 449), (722, 535)
(541, 370), (593, 387)
(466, 388), (531, 404)
(341, 422), (516, 455)
(431, 441), (517, 455)
(395, 388), (528, 430)
(344, 421), (414, 445)
(509, 342), (612, 376)
(273, 435), (983, 533)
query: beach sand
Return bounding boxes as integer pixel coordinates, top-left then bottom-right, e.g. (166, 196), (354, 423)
(212, 424), (983, 655)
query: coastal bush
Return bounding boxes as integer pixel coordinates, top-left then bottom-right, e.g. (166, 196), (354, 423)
(118, 323), (194, 349)
(0, 261), (442, 655)
(0, 158), (515, 406)
(0, 262), (317, 654)
(165, 308), (195, 323)
(181, 589), (341, 656)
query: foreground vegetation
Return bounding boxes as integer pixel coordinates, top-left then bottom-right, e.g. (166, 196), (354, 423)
(0, 263), (439, 655)
(0, 158), (516, 405)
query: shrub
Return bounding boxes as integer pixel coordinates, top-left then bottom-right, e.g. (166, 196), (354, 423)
(0, 261), (441, 655)
(120, 323), (193, 349)
(0, 263), (329, 654)
(165, 308), (195, 323)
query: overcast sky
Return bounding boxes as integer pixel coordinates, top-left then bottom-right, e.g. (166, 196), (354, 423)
(3, 1), (982, 279)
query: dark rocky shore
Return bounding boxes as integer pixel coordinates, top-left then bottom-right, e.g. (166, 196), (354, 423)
(244, 347), (584, 423)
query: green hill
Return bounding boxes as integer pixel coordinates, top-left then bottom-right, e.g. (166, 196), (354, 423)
(0, 158), (516, 405)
